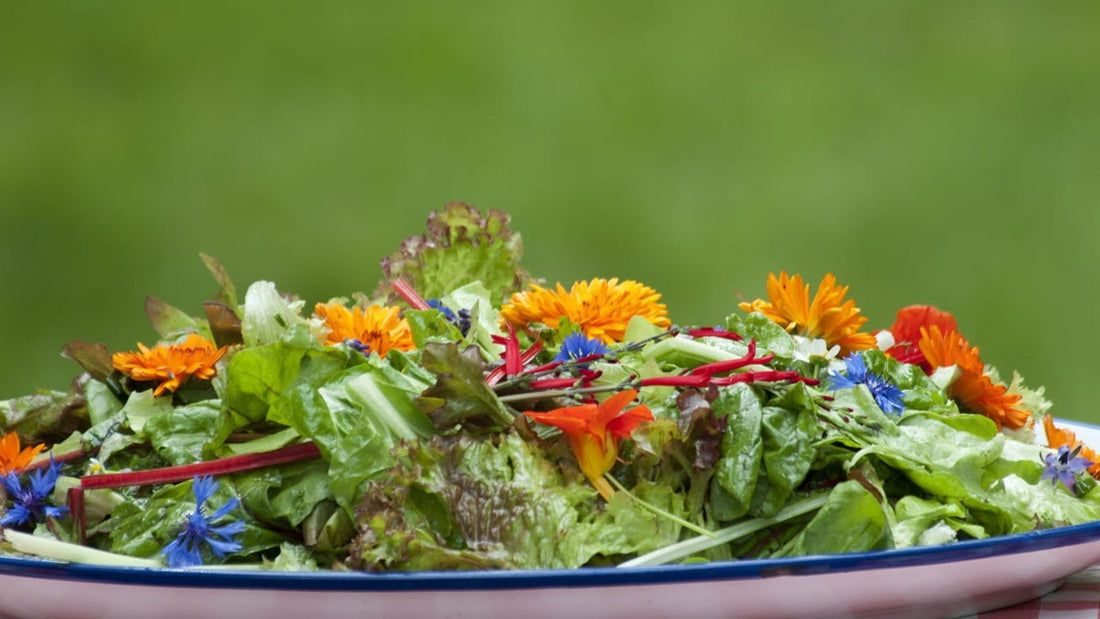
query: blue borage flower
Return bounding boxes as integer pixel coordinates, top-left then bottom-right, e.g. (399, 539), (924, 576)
(827, 352), (905, 415)
(555, 332), (610, 364)
(1041, 445), (1094, 495)
(161, 476), (245, 568)
(0, 458), (67, 527)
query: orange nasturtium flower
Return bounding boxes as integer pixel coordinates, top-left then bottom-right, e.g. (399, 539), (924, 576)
(0, 431), (45, 476)
(1043, 415), (1100, 479)
(500, 278), (671, 344)
(524, 389), (653, 500)
(884, 305), (960, 370)
(113, 333), (229, 397)
(739, 272), (876, 355)
(918, 325), (1029, 431)
(313, 302), (415, 358)
(888, 305), (959, 347)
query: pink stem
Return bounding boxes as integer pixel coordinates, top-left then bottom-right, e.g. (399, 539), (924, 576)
(392, 278), (431, 311)
(688, 327), (742, 341)
(14, 449), (86, 475)
(529, 377), (579, 390)
(640, 375), (711, 388)
(486, 339), (544, 385)
(67, 487), (86, 544)
(80, 442), (322, 490)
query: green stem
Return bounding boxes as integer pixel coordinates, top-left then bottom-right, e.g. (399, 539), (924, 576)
(1, 528), (160, 567)
(604, 475), (716, 539)
(497, 381), (634, 403)
(617, 493), (828, 567)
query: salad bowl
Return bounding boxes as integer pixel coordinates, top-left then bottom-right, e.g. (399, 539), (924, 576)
(1, 419), (1098, 619)
(4, 205), (1100, 619)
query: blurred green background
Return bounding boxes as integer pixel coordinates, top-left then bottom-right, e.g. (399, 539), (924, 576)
(2, 4), (1099, 423)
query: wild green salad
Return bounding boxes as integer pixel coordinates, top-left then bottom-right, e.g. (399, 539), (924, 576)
(1, 202), (1098, 571)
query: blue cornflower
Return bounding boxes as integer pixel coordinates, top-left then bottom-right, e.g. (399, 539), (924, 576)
(827, 352), (905, 415)
(555, 332), (610, 364)
(0, 459), (68, 527)
(1041, 445), (1094, 495)
(161, 476), (245, 568)
(343, 338), (371, 355)
(426, 299), (472, 336)
(426, 298), (457, 322)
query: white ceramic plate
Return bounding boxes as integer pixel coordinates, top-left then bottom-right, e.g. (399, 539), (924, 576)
(3, 419), (1100, 619)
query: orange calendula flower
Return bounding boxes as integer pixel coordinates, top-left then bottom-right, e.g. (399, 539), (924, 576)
(0, 431), (45, 476)
(524, 389), (654, 499)
(113, 333), (228, 397)
(738, 272), (876, 355)
(500, 278), (671, 344)
(1043, 415), (1100, 478)
(314, 302), (415, 358)
(918, 325), (1029, 430)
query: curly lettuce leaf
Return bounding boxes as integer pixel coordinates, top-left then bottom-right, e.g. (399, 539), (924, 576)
(0, 383), (89, 444)
(375, 203), (532, 306)
(347, 433), (682, 571)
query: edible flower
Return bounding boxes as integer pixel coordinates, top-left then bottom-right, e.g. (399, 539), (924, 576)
(161, 476), (245, 568)
(1041, 445), (1094, 495)
(918, 326), (1029, 430)
(739, 272), (875, 355)
(1043, 415), (1100, 478)
(554, 332), (610, 364)
(827, 352), (905, 415)
(524, 389), (653, 499)
(0, 432), (45, 476)
(884, 305), (958, 371)
(426, 298), (471, 335)
(113, 333), (228, 397)
(501, 278), (671, 344)
(0, 458), (67, 527)
(313, 302), (415, 358)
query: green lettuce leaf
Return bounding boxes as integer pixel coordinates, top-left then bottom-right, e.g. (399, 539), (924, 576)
(276, 361), (435, 513)
(142, 400), (221, 466)
(710, 384), (763, 521)
(233, 459), (333, 529)
(264, 543), (320, 571)
(144, 295), (210, 340)
(789, 480), (889, 555)
(103, 478), (285, 561)
(725, 312), (796, 360)
(441, 280), (505, 359)
(240, 281), (323, 348)
(415, 342), (513, 432)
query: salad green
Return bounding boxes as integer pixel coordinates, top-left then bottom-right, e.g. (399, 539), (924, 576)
(1, 201), (1098, 572)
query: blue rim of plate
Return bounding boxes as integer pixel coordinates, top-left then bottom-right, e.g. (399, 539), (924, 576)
(3, 419), (1100, 592)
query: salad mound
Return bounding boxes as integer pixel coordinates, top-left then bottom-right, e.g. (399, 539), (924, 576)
(1, 201), (1098, 571)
